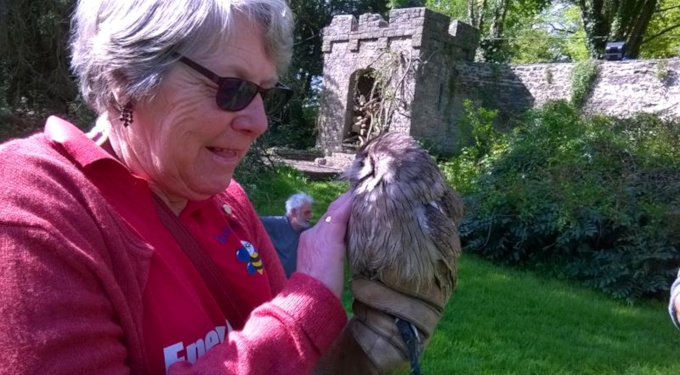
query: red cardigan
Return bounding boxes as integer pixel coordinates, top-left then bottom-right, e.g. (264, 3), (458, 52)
(0, 117), (346, 374)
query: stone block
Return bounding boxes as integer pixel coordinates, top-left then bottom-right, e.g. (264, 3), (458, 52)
(330, 15), (358, 33)
(411, 34), (423, 48)
(349, 38), (359, 52)
(448, 20), (480, 51)
(378, 37), (388, 50)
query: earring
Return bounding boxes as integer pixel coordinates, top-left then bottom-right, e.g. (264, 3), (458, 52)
(119, 103), (134, 127)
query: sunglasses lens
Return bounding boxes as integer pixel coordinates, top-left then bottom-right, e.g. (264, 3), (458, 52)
(216, 79), (258, 111)
(263, 87), (293, 115)
(216, 78), (292, 115)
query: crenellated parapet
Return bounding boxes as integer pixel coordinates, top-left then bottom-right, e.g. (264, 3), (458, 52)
(322, 7), (479, 59)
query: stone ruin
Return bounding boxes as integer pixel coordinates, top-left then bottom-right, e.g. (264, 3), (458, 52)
(311, 7), (678, 174)
(316, 7), (480, 163)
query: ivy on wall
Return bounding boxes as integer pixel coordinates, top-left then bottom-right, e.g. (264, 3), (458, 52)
(656, 59), (670, 84)
(570, 60), (600, 108)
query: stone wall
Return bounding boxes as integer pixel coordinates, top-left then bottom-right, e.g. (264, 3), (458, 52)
(454, 59), (680, 122)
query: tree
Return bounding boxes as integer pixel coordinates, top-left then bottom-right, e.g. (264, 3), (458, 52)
(640, 0), (680, 57)
(509, 4), (589, 63)
(390, 0), (427, 7)
(429, 0), (677, 62)
(427, 0), (467, 21)
(427, 0), (552, 62)
(287, 0), (390, 96)
(480, 0), (511, 61)
(574, 0), (668, 58)
(0, 0), (79, 120)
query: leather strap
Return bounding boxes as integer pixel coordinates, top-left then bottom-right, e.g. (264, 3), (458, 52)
(151, 194), (248, 329)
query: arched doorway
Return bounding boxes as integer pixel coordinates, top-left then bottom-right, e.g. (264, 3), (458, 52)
(343, 69), (383, 150)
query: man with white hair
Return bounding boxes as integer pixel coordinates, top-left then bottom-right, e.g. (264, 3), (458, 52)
(261, 192), (314, 278)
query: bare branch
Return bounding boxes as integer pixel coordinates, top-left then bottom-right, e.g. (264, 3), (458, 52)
(294, 33), (318, 46)
(548, 23), (576, 34)
(656, 4), (680, 12)
(642, 22), (680, 44)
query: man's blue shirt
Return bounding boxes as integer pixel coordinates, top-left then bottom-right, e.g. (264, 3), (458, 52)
(260, 215), (300, 278)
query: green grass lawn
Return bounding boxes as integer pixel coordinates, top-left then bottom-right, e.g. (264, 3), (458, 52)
(245, 169), (680, 374)
(422, 255), (680, 375)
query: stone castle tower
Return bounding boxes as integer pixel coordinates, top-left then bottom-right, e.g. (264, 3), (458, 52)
(317, 8), (479, 155)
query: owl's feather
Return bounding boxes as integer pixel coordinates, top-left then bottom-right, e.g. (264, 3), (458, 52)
(345, 132), (464, 299)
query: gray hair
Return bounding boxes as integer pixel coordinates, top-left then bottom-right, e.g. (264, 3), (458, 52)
(70, 0), (294, 114)
(285, 192), (313, 216)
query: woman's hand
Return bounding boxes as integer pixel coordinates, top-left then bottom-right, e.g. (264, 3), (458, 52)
(297, 193), (352, 299)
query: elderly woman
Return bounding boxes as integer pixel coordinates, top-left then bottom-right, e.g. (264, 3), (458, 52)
(0, 0), (350, 373)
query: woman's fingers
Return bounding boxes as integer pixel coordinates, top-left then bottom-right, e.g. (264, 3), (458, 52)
(297, 192), (352, 299)
(318, 192), (352, 230)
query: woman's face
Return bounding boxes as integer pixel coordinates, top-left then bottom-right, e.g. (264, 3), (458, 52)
(122, 18), (276, 202)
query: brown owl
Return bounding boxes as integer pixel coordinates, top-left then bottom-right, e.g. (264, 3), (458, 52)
(344, 132), (464, 299)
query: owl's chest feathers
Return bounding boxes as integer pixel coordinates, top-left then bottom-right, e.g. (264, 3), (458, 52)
(352, 189), (435, 243)
(349, 192), (443, 283)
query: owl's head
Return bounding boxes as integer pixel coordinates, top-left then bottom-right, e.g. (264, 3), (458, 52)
(344, 132), (432, 194)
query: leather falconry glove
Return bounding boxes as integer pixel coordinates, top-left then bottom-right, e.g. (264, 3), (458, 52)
(313, 132), (464, 375)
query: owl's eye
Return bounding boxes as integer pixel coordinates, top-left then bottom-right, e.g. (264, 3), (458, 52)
(357, 156), (376, 183)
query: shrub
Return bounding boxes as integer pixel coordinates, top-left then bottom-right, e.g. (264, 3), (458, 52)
(442, 99), (505, 195)
(446, 100), (680, 302)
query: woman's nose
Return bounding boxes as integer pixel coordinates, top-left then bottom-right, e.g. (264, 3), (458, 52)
(230, 94), (269, 137)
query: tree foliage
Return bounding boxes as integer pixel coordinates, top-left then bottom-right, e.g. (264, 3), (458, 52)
(509, 4), (589, 63)
(572, 0), (680, 58)
(430, 0), (679, 62)
(0, 0), (82, 126)
(428, 0), (553, 62)
(640, 0), (680, 57)
(390, 0), (427, 8)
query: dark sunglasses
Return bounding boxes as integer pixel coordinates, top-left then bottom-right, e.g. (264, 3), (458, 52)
(174, 54), (293, 115)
